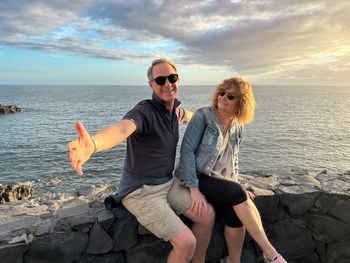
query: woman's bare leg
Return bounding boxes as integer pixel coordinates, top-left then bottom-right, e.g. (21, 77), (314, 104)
(233, 199), (278, 260)
(224, 225), (245, 263)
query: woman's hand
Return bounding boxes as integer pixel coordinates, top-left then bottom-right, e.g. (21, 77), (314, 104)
(189, 187), (209, 216)
(247, 191), (255, 200)
(67, 121), (95, 176)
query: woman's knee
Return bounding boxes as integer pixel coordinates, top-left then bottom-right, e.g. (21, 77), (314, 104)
(229, 184), (248, 206)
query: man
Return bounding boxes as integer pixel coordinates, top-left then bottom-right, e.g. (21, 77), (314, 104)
(67, 58), (214, 263)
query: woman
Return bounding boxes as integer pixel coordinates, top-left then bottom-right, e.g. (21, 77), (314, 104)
(175, 77), (287, 263)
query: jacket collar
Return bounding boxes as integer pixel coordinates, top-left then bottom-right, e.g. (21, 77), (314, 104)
(213, 107), (238, 134)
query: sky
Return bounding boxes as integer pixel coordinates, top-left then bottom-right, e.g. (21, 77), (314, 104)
(0, 0), (349, 85)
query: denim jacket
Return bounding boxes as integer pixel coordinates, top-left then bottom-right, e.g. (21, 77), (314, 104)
(175, 107), (243, 188)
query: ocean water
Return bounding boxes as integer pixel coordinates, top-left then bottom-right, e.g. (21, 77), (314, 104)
(0, 84), (349, 197)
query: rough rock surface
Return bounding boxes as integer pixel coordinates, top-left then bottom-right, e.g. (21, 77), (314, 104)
(0, 169), (349, 263)
(0, 184), (34, 204)
(0, 104), (22, 114)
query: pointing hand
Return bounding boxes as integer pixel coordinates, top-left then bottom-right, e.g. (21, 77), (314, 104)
(67, 121), (95, 176)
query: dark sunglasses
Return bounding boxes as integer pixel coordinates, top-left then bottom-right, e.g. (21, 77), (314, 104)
(218, 89), (237, 100)
(152, 74), (178, 86)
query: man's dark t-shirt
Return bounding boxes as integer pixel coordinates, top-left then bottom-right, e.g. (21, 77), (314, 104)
(117, 92), (186, 198)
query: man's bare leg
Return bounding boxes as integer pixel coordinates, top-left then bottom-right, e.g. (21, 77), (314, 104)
(169, 225), (196, 263)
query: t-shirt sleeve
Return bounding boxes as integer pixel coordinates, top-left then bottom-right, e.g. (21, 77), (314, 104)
(122, 102), (151, 134)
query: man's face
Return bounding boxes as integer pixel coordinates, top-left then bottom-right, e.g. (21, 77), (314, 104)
(149, 63), (179, 103)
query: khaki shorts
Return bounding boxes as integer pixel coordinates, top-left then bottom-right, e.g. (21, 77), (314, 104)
(122, 177), (192, 241)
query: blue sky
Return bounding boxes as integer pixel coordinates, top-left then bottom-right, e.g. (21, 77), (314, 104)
(0, 0), (349, 85)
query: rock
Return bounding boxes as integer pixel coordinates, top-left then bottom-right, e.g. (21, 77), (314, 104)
(279, 192), (319, 216)
(314, 192), (337, 213)
(77, 184), (117, 200)
(241, 241), (257, 263)
(0, 104), (22, 114)
(86, 222), (113, 255)
(78, 251), (126, 263)
(125, 234), (172, 263)
(34, 223), (52, 237)
(0, 184), (34, 204)
(97, 210), (115, 227)
(267, 219), (315, 260)
(304, 213), (350, 242)
(327, 241), (350, 263)
(0, 170), (349, 262)
(314, 240), (327, 263)
(327, 194), (350, 224)
(23, 232), (88, 263)
(56, 197), (89, 218)
(0, 243), (27, 263)
(290, 252), (321, 263)
(9, 233), (34, 245)
(291, 168), (309, 175)
(205, 222), (227, 261)
(254, 194), (286, 223)
(54, 214), (94, 232)
(110, 213), (138, 251)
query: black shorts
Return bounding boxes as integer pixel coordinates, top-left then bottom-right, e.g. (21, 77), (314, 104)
(198, 173), (248, 228)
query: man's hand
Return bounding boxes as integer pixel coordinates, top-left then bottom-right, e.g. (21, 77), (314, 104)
(67, 121), (95, 176)
(189, 187), (209, 216)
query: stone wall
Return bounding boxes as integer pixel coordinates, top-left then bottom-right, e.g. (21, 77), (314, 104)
(0, 169), (349, 263)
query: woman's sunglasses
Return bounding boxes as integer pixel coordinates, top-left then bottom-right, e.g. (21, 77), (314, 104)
(152, 74), (178, 86)
(218, 89), (237, 100)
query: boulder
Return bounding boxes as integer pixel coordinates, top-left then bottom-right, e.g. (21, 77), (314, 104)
(23, 232), (88, 263)
(0, 104), (22, 114)
(86, 222), (113, 255)
(0, 184), (34, 204)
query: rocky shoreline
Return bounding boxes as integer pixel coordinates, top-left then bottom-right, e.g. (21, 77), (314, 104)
(0, 169), (349, 263)
(0, 104), (23, 114)
(0, 184), (34, 204)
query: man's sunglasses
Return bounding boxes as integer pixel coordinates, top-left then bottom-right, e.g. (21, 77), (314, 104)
(152, 74), (178, 86)
(218, 89), (237, 100)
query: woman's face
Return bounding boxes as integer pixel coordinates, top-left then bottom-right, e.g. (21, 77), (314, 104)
(217, 87), (240, 115)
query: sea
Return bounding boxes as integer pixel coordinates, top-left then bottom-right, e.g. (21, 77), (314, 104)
(0, 84), (349, 197)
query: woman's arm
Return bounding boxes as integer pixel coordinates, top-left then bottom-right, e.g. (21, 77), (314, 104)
(178, 110), (206, 187)
(179, 109), (212, 216)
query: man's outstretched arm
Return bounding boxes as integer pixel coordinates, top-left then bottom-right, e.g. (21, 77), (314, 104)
(67, 120), (136, 176)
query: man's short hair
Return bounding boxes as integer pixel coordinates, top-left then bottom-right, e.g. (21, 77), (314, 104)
(147, 58), (178, 81)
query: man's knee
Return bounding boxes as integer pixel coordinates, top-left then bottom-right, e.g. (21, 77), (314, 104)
(171, 226), (196, 254)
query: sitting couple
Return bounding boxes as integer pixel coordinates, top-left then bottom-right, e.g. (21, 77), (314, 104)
(67, 58), (287, 263)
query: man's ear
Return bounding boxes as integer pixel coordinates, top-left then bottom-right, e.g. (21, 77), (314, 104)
(149, 81), (155, 91)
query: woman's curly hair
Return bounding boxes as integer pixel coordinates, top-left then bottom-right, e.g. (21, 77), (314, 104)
(210, 77), (256, 125)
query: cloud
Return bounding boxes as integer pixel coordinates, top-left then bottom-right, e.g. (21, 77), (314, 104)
(0, 0), (349, 84)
